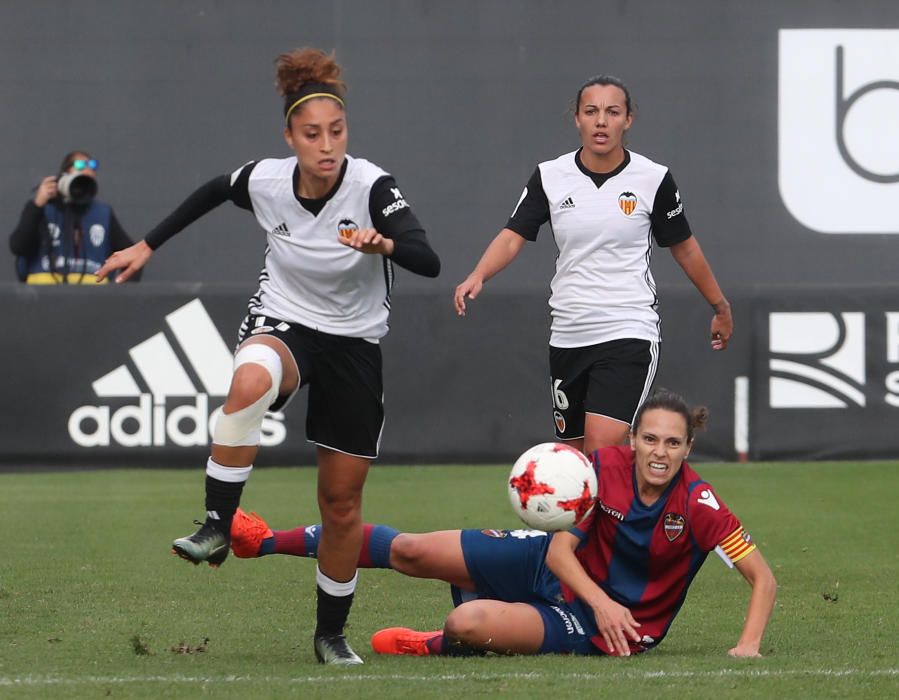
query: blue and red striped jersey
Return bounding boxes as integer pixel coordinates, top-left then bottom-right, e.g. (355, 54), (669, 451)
(562, 445), (755, 654)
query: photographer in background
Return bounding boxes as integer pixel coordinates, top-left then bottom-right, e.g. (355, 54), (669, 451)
(9, 150), (140, 284)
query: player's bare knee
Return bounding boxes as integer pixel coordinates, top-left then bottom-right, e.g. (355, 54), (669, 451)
(318, 495), (362, 531)
(389, 533), (426, 572)
(444, 602), (487, 641)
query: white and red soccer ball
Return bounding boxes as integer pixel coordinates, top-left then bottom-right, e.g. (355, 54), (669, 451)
(507, 442), (598, 531)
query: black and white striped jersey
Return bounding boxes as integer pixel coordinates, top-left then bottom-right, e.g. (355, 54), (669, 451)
(233, 155), (422, 340)
(506, 149), (692, 348)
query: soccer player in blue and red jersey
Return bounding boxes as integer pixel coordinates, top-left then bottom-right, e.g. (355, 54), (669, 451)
(231, 391), (776, 659)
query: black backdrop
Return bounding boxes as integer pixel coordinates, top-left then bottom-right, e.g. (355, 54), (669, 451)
(4, 1), (899, 465)
(9, 283), (899, 467)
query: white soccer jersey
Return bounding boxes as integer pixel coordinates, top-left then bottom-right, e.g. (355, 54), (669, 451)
(240, 155), (394, 340)
(507, 149), (692, 348)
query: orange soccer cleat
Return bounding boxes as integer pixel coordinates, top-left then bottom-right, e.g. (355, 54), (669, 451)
(370, 627), (442, 656)
(229, 508), (273, 558)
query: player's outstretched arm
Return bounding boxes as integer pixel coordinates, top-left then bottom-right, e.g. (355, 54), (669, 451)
(668, 236), (733, 350)
(454, 228), (526, 316)
(545, 531), (641, 657)
(729, 548), (777, 658)
(98, 175), (234, 284)
(96, 240), (153, 283)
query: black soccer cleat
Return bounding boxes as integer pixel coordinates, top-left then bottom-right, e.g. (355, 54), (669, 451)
(314, 633), (364, 665)
(172, 520), (230, 568)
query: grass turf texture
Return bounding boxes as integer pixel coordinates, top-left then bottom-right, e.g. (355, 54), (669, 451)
(1, 462), (897, 699)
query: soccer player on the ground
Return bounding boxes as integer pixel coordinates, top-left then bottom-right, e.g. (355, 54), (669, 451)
(96, 47), (440, 665)
(230, 391), (777, 658)
(454, 75), (733, 455)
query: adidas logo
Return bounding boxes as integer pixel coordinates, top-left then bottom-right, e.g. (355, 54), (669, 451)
(68, 299), (286, 448)
(270, 222), (290, 237)
(560, 197), (576, 209)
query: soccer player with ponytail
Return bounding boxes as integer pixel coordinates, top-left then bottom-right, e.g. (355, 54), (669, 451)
(454, 75), (732, 456)
(231, 391), (776, 659)
(97, 48), (440, 665)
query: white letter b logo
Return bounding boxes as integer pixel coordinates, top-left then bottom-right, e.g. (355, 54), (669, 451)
(779, 30), (899, 233)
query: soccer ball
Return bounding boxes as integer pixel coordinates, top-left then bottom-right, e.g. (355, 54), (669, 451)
(507, 442), (598, 531)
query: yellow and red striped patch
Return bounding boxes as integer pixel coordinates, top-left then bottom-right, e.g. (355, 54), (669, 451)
(719, 526), (755, 563)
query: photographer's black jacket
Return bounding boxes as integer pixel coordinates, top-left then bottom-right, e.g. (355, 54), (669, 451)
(9, 199), (136, 283)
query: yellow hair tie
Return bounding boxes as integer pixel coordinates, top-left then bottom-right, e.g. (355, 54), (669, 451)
(285, 93), (345, 123)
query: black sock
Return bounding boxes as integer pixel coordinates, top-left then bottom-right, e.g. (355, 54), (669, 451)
(315, 586), (354, 637)
(204, 475), (244, 534)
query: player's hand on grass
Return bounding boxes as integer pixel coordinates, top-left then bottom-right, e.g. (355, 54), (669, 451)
(338, 227), (395, 256)
(454, 274), (483, 316)
(728, 643), (762, 658)
(96, 240), (153, 283)
(590, 597), (642, 657)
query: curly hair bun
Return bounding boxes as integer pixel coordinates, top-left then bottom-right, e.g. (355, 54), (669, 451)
(275, 48), (345, 97)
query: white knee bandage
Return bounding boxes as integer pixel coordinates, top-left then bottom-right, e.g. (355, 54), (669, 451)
(213, 344), (283, 447)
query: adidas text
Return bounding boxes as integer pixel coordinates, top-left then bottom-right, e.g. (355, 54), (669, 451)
(68, 394), (286, 448)
(69, 298), (291, 450)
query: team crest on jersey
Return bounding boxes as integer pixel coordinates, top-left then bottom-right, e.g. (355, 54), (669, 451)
(481, 529), (508, 538)
(663, 513), (686, 541)
(618, 192), (638, 216)
(338, 218), (358, 240)
(89, 224), (106, 247)
(553, 410), (566, 433)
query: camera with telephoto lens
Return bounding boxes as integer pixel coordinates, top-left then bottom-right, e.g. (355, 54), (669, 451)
(57, 171), (97, 205)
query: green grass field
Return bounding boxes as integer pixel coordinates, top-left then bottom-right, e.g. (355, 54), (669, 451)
(1, 462), (897, 699)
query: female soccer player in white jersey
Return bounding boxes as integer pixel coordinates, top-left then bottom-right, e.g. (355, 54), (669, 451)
(454, 75), (732, 455)
(97, 48), (440, 665)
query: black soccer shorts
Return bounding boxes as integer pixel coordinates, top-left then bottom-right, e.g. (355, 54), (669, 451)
(548, 338), (659, 440)
(237, 314), (384, 459)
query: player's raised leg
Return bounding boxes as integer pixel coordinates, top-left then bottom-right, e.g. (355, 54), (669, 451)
(231, 511), (475, 588)
(172, 337), (297, 567)
(389, 531), (474, 588)
(231, 508), (399, 566)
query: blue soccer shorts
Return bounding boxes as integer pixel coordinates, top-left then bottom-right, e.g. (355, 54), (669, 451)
(453, 528), (601, 655)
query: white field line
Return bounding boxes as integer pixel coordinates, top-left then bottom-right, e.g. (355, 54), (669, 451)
(0, 668), (897, 686)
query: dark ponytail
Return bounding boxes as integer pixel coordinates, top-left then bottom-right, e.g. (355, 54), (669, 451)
(632, 390), (708, 443)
